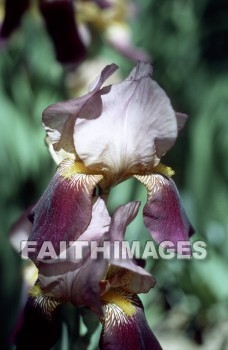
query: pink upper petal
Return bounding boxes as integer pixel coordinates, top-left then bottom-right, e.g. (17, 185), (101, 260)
(135, 174), (194, 253)
(74, 62), (178, 180)
(42, 64), (118, 162)
(88, 63), (118, 92)
(125, 61), (153, 80)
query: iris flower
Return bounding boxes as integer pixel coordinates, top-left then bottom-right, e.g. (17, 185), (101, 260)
(29, 62), (193, 255)
(18, 199), (162, 349)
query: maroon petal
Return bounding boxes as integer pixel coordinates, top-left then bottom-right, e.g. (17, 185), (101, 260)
(100, 293), (163, 350)
(0, 0), (30, 39)
(39, 0), (86, 65)
(37, 198), (111, 314)
(28, 159), (103, 257)
(15, 295), (61, 350)
(135, 174), (194, 253)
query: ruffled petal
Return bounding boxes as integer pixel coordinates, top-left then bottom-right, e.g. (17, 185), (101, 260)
(28, 159), (103, 257)
(100, 292), (163, 350)
(88, 63), (118, 92)
(135, 174), (194, 253)
(74, 62), (178, 181)
(42, 64), (118, 162)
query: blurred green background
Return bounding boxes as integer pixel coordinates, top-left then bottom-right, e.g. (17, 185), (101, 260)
(0, 0), (228, 349)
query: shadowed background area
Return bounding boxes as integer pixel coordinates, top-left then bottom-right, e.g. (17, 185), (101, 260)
(0, 0), (228, 349)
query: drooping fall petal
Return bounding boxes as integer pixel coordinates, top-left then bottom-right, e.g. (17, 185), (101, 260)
(39, 0), (86, 65)
(35, 198), (111, 315)
(135, 174), (194, 253)
(0, 0), (30, 39)
(28, 159), (103, 257)
(15, 294), (61, 350)
(100, 292), (163, 350)
(74, 62), (178, 179)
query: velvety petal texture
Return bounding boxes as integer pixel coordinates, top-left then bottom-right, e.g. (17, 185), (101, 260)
(135, 174), (194, 252)
(15, 295), (61, 350)
(74, 62), (178, 182)
(100, 292), (163, 350)
(28, 159), (103, 257)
